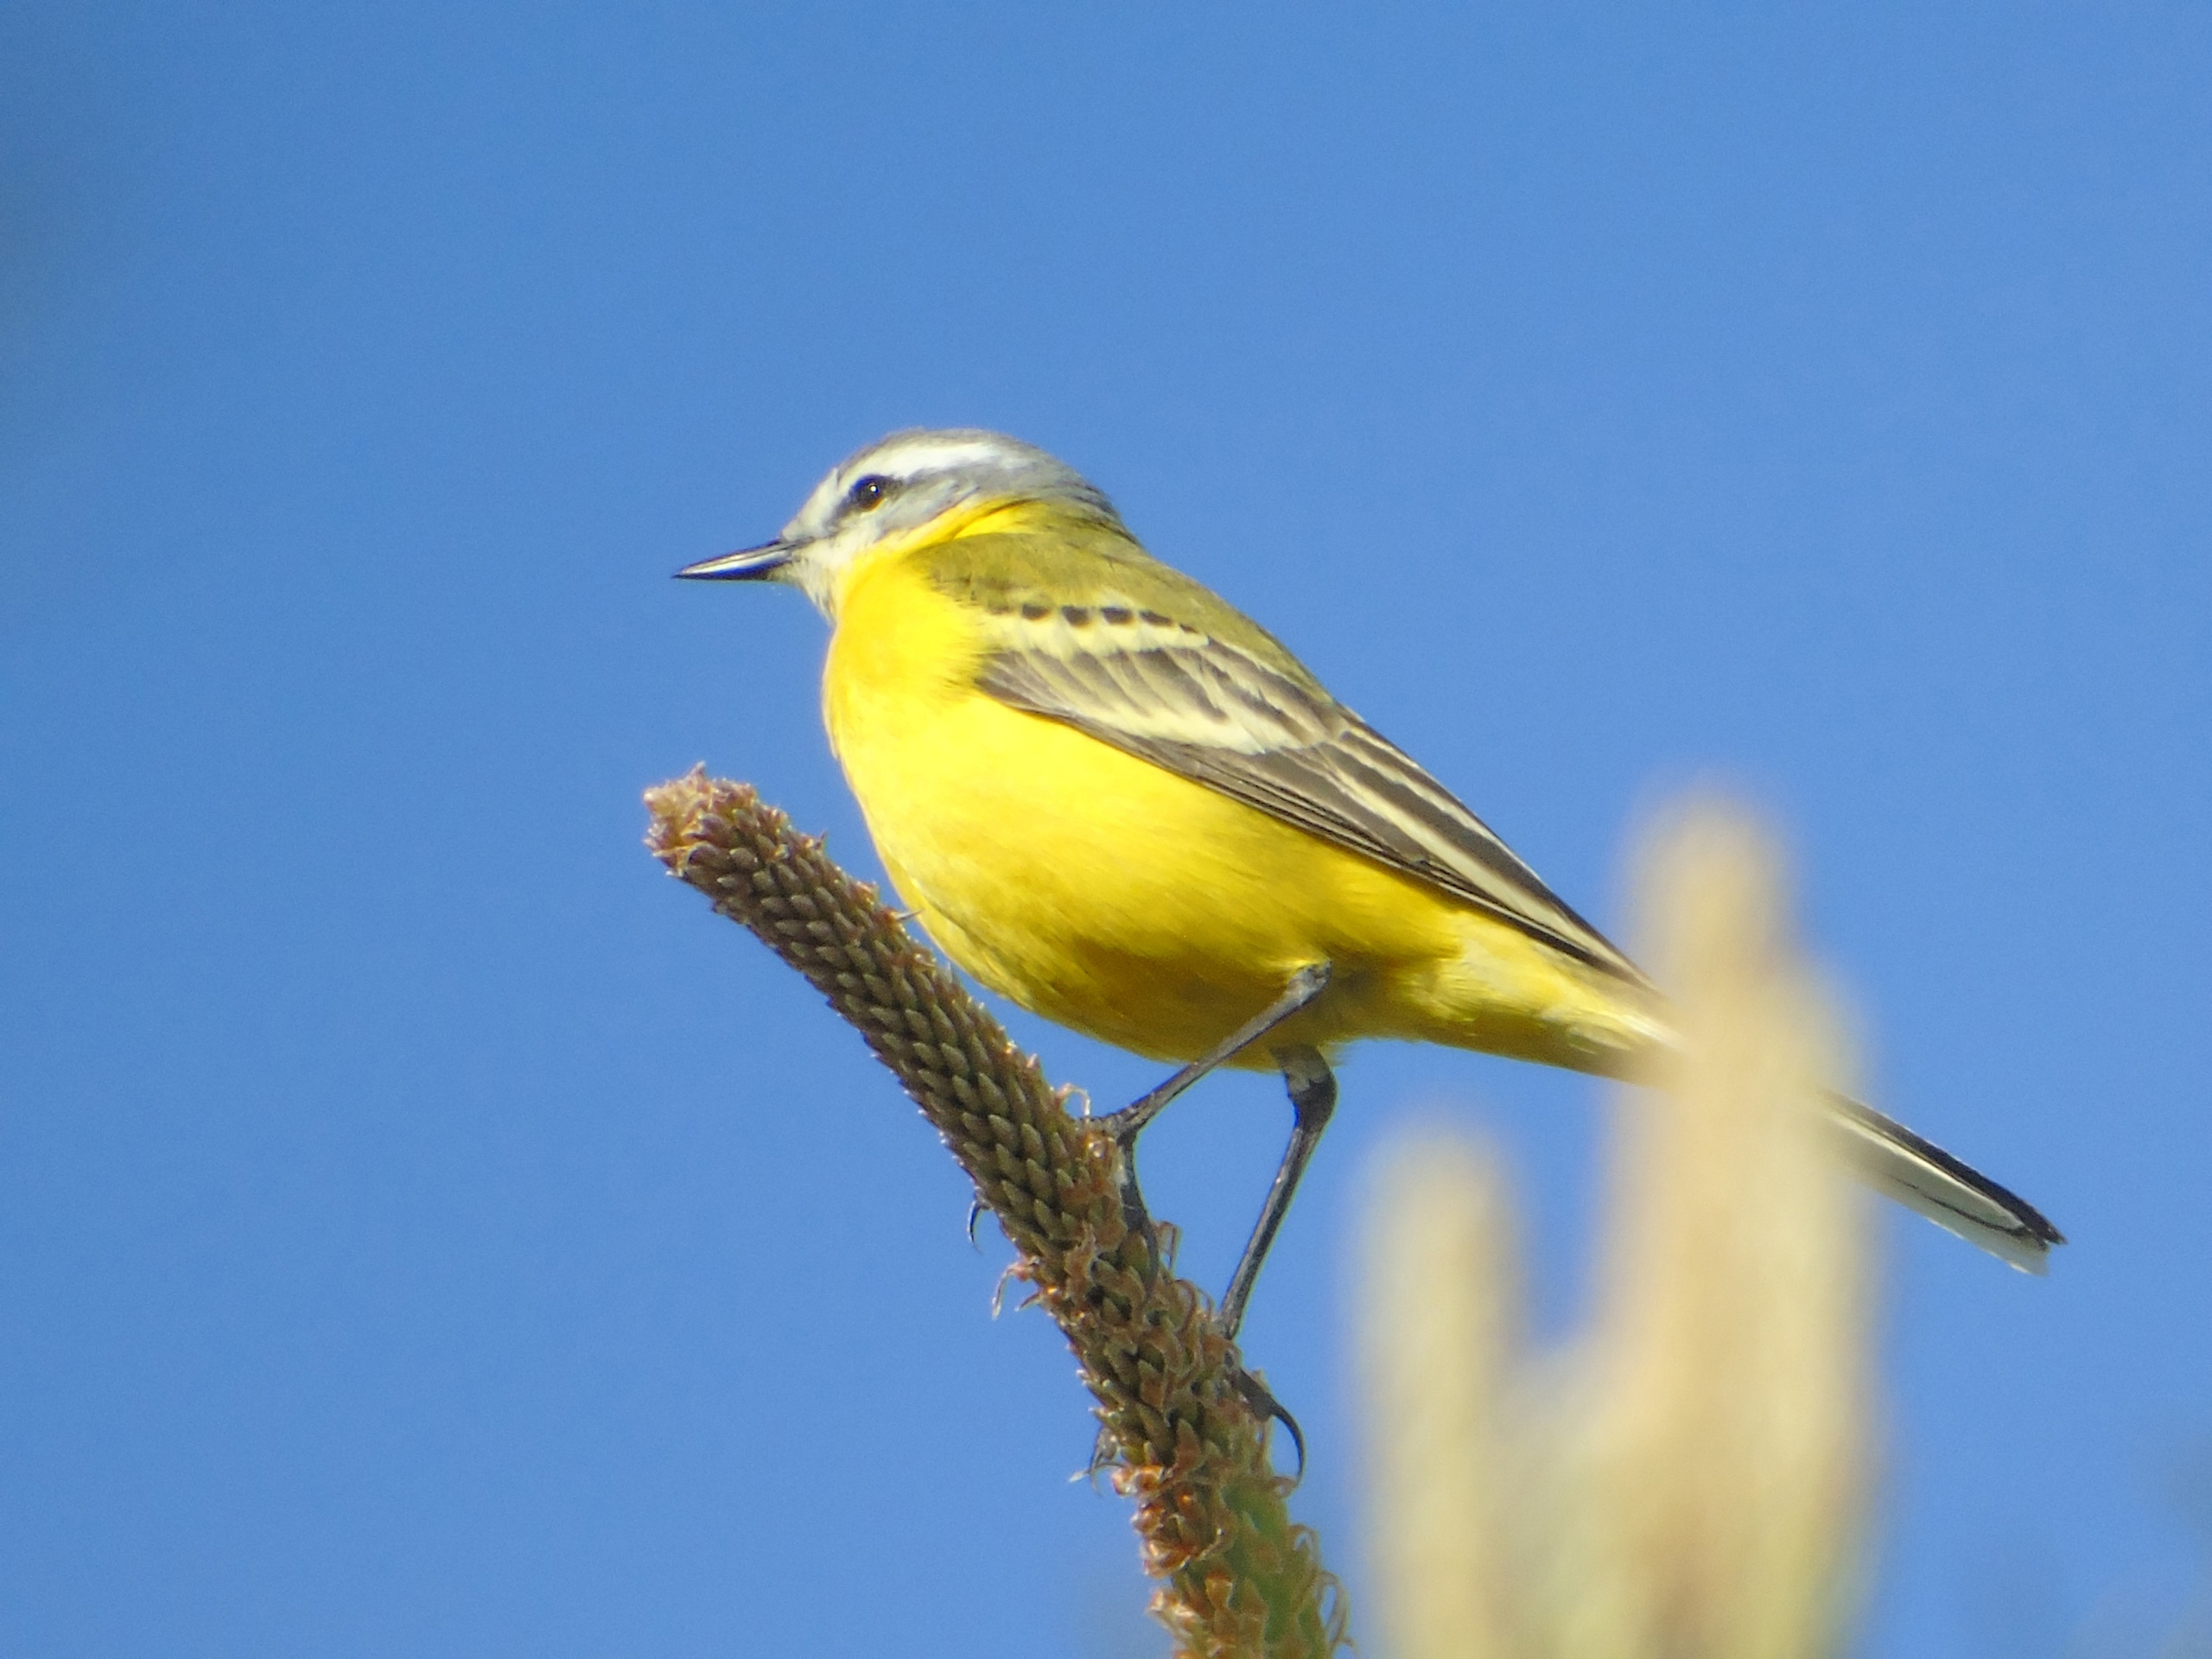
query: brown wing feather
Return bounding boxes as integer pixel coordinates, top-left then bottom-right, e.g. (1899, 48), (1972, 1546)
(974, 623), (1647, 985)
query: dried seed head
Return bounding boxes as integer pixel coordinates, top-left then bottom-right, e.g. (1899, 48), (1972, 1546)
(646, 769), (1344, 1658)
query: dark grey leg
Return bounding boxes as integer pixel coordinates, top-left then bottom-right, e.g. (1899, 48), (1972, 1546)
(1094, 964), (1332, 1274)
(1217, 1044), (1338, 1341)
(1092, 963), (1332, 1144)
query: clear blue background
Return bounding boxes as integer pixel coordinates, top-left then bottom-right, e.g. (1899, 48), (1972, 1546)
(4, 4), (2208, 1654)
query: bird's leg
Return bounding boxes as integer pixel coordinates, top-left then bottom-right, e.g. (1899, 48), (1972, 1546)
(1217, 1044), (1338, 1341)
(1093, 963), (1332, 1144)
(1093, 963), (1332, 1258)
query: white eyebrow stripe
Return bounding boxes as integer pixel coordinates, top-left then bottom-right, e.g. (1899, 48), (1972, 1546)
(863, 438), (1013, 478)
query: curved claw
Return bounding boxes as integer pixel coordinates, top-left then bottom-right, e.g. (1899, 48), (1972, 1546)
(965, 1197), (984, 1247)
(1231, 1367), (1307, 1485)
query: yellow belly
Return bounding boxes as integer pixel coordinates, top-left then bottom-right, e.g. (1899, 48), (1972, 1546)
(821, 550), (1656, 1072)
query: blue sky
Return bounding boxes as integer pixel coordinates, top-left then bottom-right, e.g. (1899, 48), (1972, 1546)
(3, 3), (2208, 1654)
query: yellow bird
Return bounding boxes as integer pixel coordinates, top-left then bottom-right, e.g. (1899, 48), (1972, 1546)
(681, 428), (2061, 1332)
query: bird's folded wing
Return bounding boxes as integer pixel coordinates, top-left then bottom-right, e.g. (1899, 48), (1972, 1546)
(965, 595), (1645, 984)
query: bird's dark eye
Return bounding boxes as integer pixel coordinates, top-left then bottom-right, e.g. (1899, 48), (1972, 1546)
(848, 474), (892, 512)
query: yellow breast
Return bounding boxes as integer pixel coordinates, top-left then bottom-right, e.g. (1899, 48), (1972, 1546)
(820, 526), (1654, 1071)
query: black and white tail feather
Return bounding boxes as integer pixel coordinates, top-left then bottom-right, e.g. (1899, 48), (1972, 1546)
(1827, 1093), (2062, 1271)
(927, 481), (2065, 1274)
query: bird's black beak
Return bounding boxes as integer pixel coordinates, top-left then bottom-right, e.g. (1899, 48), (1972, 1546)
(674, 540), (796, 581)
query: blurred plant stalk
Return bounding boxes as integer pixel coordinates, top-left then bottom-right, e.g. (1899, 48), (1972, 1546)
(1361, 803), (1874, 1659)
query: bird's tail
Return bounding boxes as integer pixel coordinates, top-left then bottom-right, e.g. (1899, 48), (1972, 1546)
(1825, 1093), (2064, 1273)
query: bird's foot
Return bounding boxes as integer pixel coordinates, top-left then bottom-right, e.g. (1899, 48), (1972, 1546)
(1230, 1365), (1307, 1484)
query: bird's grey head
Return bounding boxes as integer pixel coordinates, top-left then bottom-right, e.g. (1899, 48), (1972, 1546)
(677, 428), (1122, 614)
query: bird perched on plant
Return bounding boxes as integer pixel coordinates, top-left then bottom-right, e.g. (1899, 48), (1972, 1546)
(679, 428), (2061, 1334)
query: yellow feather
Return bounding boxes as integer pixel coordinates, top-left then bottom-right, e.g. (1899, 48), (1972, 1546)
(683, 428), (2057, 1279)
(820, 504), (1665, 1072)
